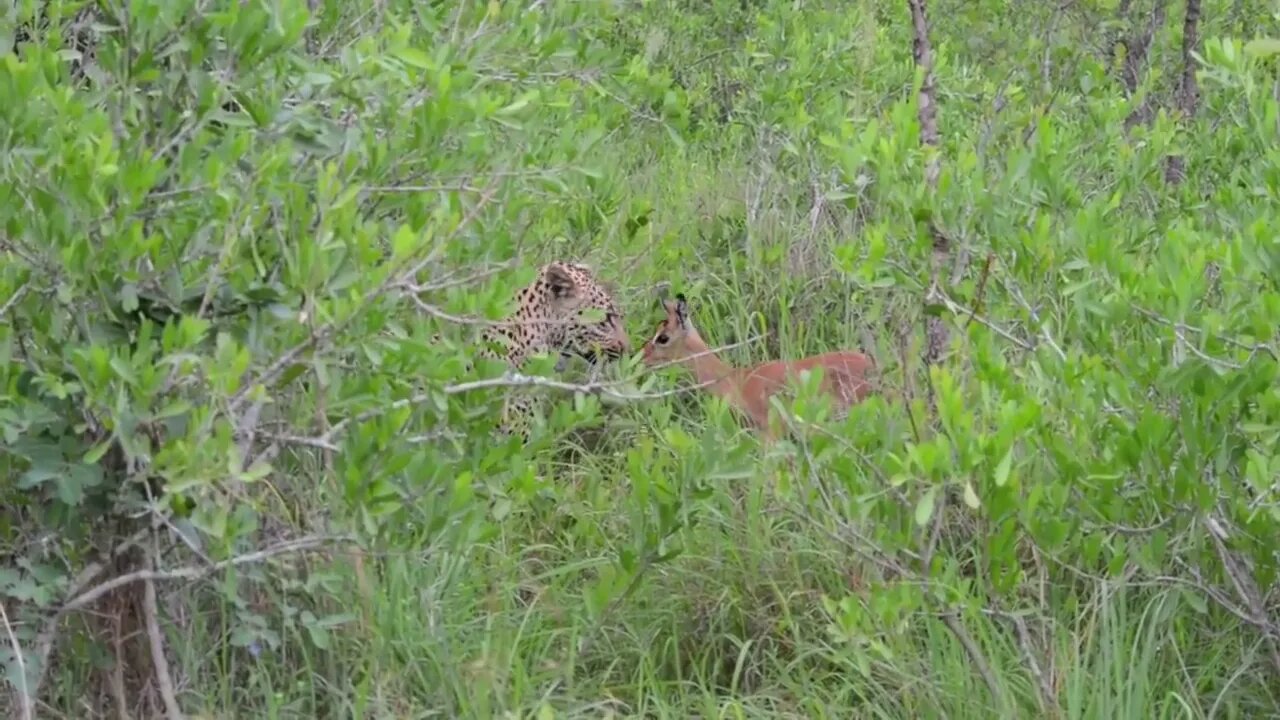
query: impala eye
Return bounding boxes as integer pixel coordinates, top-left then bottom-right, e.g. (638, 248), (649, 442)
(655, 333), (669, 344)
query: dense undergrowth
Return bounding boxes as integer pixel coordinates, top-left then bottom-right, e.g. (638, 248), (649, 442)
(3, 0), (1280, 717)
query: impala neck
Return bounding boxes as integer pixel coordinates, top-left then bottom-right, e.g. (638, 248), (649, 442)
(681, 329), (739, 398)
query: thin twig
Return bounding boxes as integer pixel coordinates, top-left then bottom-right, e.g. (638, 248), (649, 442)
(0, 600), (33, 720)
(362, 183), (488, 194)
(1131, 304), (1275, 360)
(1204, 514), (1280, 677)
(0, 282), (30, 319)
(400, 259), (519, 295)
(1002, 278), (1068, 360)
(60, 536), (353, 617)
(931, 289), (1035, 351)
(441, 371), (715, 399)
(964, 252), (995, 329)
(255, 335), (767, 464)
(228, 183), (500, 412)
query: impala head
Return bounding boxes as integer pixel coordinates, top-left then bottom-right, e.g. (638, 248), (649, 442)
(642, 291), (697, 366)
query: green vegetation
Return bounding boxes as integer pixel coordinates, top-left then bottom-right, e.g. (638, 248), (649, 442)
(3, 0), (1279, 717)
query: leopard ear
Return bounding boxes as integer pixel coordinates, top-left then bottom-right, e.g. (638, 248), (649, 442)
(544, 263), (578, 299)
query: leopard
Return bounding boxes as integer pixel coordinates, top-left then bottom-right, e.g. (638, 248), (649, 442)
(438, 261), (631, 443)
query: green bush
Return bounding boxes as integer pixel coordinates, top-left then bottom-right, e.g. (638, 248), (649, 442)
(2, 0), (1278, 717)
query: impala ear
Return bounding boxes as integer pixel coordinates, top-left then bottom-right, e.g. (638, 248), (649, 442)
(654, 283), (670, 312)
(673, 293), (689, 327)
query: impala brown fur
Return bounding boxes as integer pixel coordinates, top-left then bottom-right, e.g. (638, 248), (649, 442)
(642, 293), (876, 441)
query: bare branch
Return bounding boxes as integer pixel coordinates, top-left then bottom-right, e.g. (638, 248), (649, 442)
(1000, 278), (1068, 360)
(1015, 614), (1055, 711)
(1176, 0), (1201, 114)
(142, 564), (184, 720)
(441, 370), (715, 399)
(28, 526), (152, 703)
(254, 335), (767, 464)
(907, 0), (941, 179)
(940, 611), (1007, 710)
(931, 289), (1037, 352)
(1130, 304), (1276, 364)
(1204, 514), (1280, 677)
(59, 536), (353, 618)
(1, 601), (33, 720)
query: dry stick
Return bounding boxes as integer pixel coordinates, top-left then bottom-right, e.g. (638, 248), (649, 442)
(936, 290), (1035, 352)
(940, 612), (1005, 707)
(1, 600), (33, 720)
(142, 567), (184, 720)
(1129, 305), (1277, 359)
(109, 607), (130, 720)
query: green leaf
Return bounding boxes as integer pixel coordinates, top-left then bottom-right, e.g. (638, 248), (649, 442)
(395, 47), (431, 70)
(19, 463), (61, 489)
(120, 283), (139, 313)
(307, 625), (330, 649)
(963, 481), (980, 509)
(241, 460), (272, 482)
(392, 224), (417, 260)
(496, 91), (538, 116)
(993, 448), (1013, 488)
(1244, 38), (1280, 58)
(914, 487), (937, 527)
